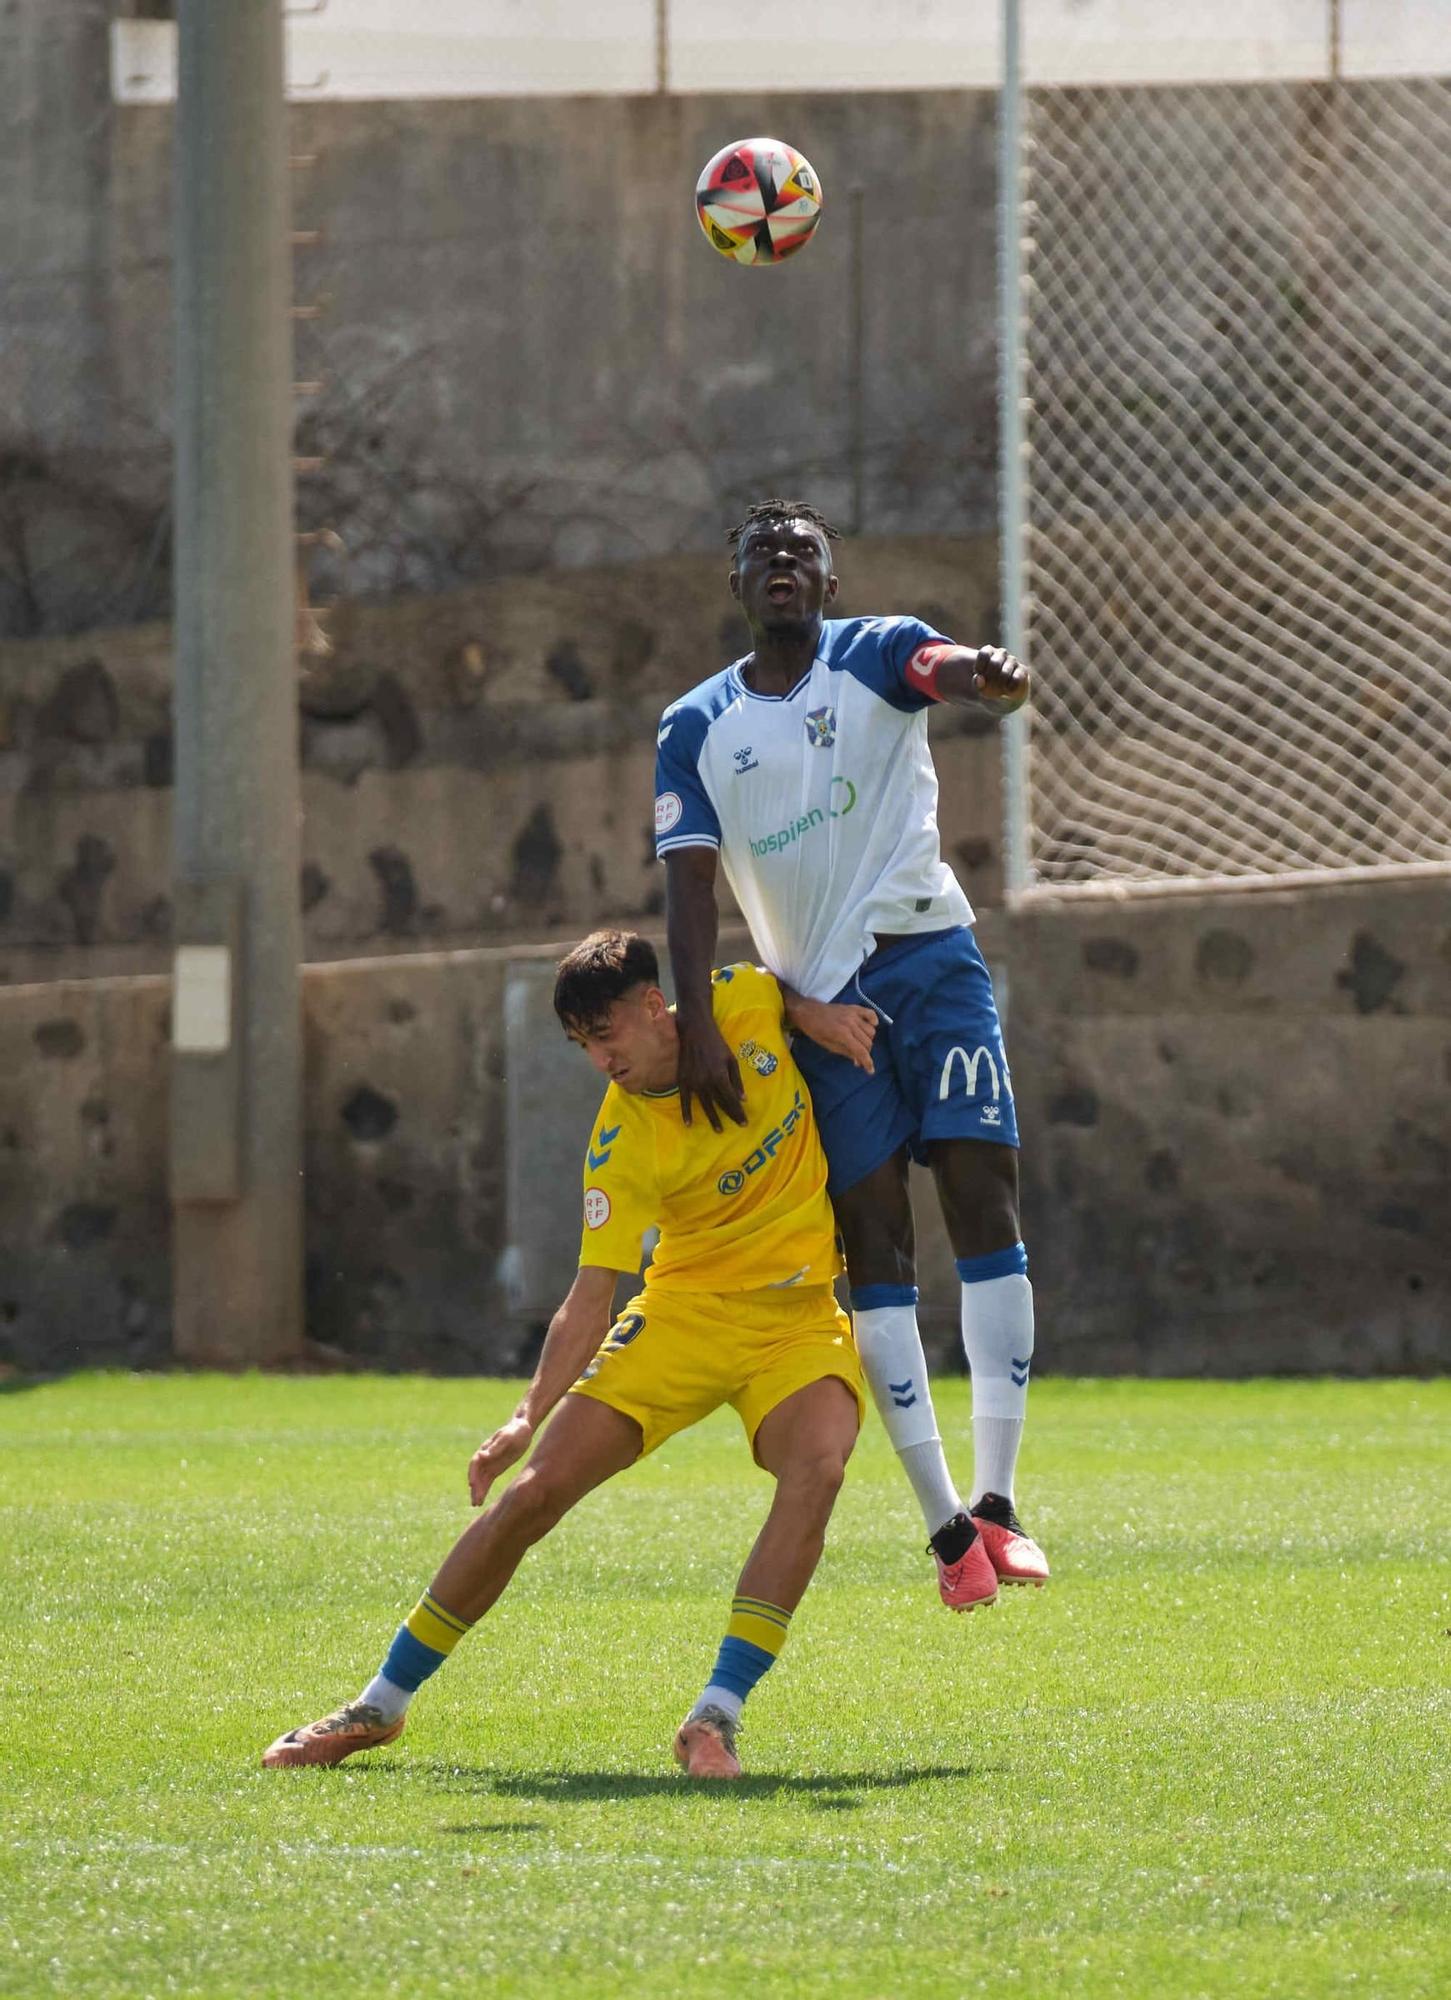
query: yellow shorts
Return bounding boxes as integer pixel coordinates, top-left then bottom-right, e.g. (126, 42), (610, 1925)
(569, 1282), (865, 1460)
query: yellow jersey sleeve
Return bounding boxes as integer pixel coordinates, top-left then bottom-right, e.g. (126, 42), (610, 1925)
(577, 1092), (658, 1275)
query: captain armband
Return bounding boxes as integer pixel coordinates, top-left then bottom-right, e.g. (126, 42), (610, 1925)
(903, 641), (960, 702)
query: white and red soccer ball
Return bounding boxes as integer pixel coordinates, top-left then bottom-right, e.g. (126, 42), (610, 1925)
(694, 137), (823, 267)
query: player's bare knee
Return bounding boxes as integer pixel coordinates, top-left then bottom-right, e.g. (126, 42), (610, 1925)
(838, 1209), (916, 1289)
(834, 1153), (915, 1288)
(499, 1464), (571, 1541)
(780, 1445), (848, 1515)
(931, 1140), (1021, 1259)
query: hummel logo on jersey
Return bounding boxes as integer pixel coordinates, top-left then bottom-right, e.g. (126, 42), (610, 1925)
(980, 1104), (1002, 1127)
(588, 1123), (622, 1170)
(804, 705), (836, 748)
(888, 1377), (918, 1409)
(732, 745), (759, 774)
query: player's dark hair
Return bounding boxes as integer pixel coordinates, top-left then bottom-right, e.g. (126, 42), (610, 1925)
(553, 929), (661, 1035)
(727, 499), (841, 554)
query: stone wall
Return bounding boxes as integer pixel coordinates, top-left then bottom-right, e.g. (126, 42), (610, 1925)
(0, 535), (1004, 984)
(1007, 879), (1450, 1375)
(2, 880), (1445, 1381)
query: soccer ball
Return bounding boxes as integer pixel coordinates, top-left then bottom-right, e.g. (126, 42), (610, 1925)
(694, 137), (823, 267)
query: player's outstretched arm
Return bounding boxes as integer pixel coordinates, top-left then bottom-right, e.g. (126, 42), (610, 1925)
(907, 641), (1029, 714)
(779, 983), (878, 1074)
(467, 1265), (620, 1507)
(664, 847), (747, 1131)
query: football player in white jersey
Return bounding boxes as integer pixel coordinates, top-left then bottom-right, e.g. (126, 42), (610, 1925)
(655, 499), (1049, 1611)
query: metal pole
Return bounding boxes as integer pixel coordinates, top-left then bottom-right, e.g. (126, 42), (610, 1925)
(848, 185), (866, 535)
(171, 0), (303, 1364)
(998, 0), (1032, 899)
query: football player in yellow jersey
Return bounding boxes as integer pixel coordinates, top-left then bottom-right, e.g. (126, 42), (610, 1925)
(262, 929), (869, 1782)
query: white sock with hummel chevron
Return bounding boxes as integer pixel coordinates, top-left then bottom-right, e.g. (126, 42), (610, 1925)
(852, 1291), (964, 1536)
(957, 1248), (1034, 1508)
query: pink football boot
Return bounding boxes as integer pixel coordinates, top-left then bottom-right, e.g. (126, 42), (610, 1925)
(971, 1493), (1050, 1586)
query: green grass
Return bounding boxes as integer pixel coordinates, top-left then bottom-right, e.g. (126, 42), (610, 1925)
(2, 1376), (1447, 2000)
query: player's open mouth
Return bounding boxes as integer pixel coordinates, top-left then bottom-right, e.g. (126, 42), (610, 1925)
(766, 576), (798, 603)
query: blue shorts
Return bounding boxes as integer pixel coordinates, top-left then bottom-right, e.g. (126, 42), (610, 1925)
(792, 927), (1018, 1196)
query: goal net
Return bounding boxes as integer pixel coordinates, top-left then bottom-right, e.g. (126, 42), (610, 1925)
(1015, 72), (1451, 892)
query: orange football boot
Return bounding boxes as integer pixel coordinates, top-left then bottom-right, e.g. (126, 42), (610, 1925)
(672, 1705), (742, 1780)
(261, 1701), (405, 1769)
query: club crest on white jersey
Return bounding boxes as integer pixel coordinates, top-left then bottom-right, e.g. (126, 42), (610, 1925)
(654, 616), (975, 999)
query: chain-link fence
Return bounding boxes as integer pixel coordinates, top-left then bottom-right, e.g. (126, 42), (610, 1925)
(1016, 73), (1451, 891)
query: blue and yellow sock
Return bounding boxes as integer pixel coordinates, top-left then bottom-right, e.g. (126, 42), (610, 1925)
(689, 1594), (793, 1725)
(356, 1591), (471, 1722)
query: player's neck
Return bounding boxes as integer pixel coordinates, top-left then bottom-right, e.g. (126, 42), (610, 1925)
(742, 624), (821, 695)
(638, 1020), (681, 1095)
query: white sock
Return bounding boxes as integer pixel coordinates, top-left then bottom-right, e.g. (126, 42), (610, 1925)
(852, 1296), (965, 1536)
(957, 1255), (1034, 1508)
(972, 1418), (1025, 1509)
(356, 1671), (412, 1723)
(898, 1441), (965, 1537)
(690, 1684), (744, 1724)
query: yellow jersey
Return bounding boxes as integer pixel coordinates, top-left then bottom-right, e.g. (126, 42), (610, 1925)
(576, 963), (840, 1293)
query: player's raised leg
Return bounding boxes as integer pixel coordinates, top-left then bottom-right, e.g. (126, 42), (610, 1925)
(929, 1138), (1048, 1585)
(262, 1390), (639, 1768)
(830, 1155), (998, 1612)
(675, 1374), (860, 1779)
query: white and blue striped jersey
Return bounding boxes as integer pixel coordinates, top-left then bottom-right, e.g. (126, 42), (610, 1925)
(654, 615), (974, 1000)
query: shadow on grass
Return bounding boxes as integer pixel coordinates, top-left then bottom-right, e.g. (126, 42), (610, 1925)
(406, 1761), (985, 1811)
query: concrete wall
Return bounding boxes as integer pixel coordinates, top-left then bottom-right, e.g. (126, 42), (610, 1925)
(0, 535), (1004, 984)
(2, 879), (1445, 1381)
(14, 9), (1448, 644)
(4, 4), (1001, 637)
(110, 3), (1451, 106)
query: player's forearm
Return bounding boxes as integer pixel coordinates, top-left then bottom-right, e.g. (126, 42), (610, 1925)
(908, 642), (1029, 714)
(516, 1295), (612, 1428)
(778, 981), (821, 1032)
(665, 850), (720, 1024)
(778, 982), (878, 1072)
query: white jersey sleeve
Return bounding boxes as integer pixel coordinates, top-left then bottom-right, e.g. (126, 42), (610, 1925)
(654, 676), (735, 856)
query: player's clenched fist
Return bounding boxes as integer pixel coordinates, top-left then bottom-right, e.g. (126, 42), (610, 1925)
(972, 646), (1029, 709)
(468, 1415), (533, 1506)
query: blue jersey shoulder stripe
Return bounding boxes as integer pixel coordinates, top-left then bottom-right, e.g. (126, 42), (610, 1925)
(656, 668), (739, 853)
(820, 614), (948, 714)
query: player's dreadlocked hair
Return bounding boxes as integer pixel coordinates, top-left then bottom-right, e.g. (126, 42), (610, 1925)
(726, 499), (841, 549)
(553, 928), (661, 1036)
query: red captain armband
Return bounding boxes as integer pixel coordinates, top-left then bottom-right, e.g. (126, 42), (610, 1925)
(903, 641), (958, 702)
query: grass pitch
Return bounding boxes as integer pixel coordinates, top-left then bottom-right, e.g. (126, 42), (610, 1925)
(2, 1374), (1447, 2000)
